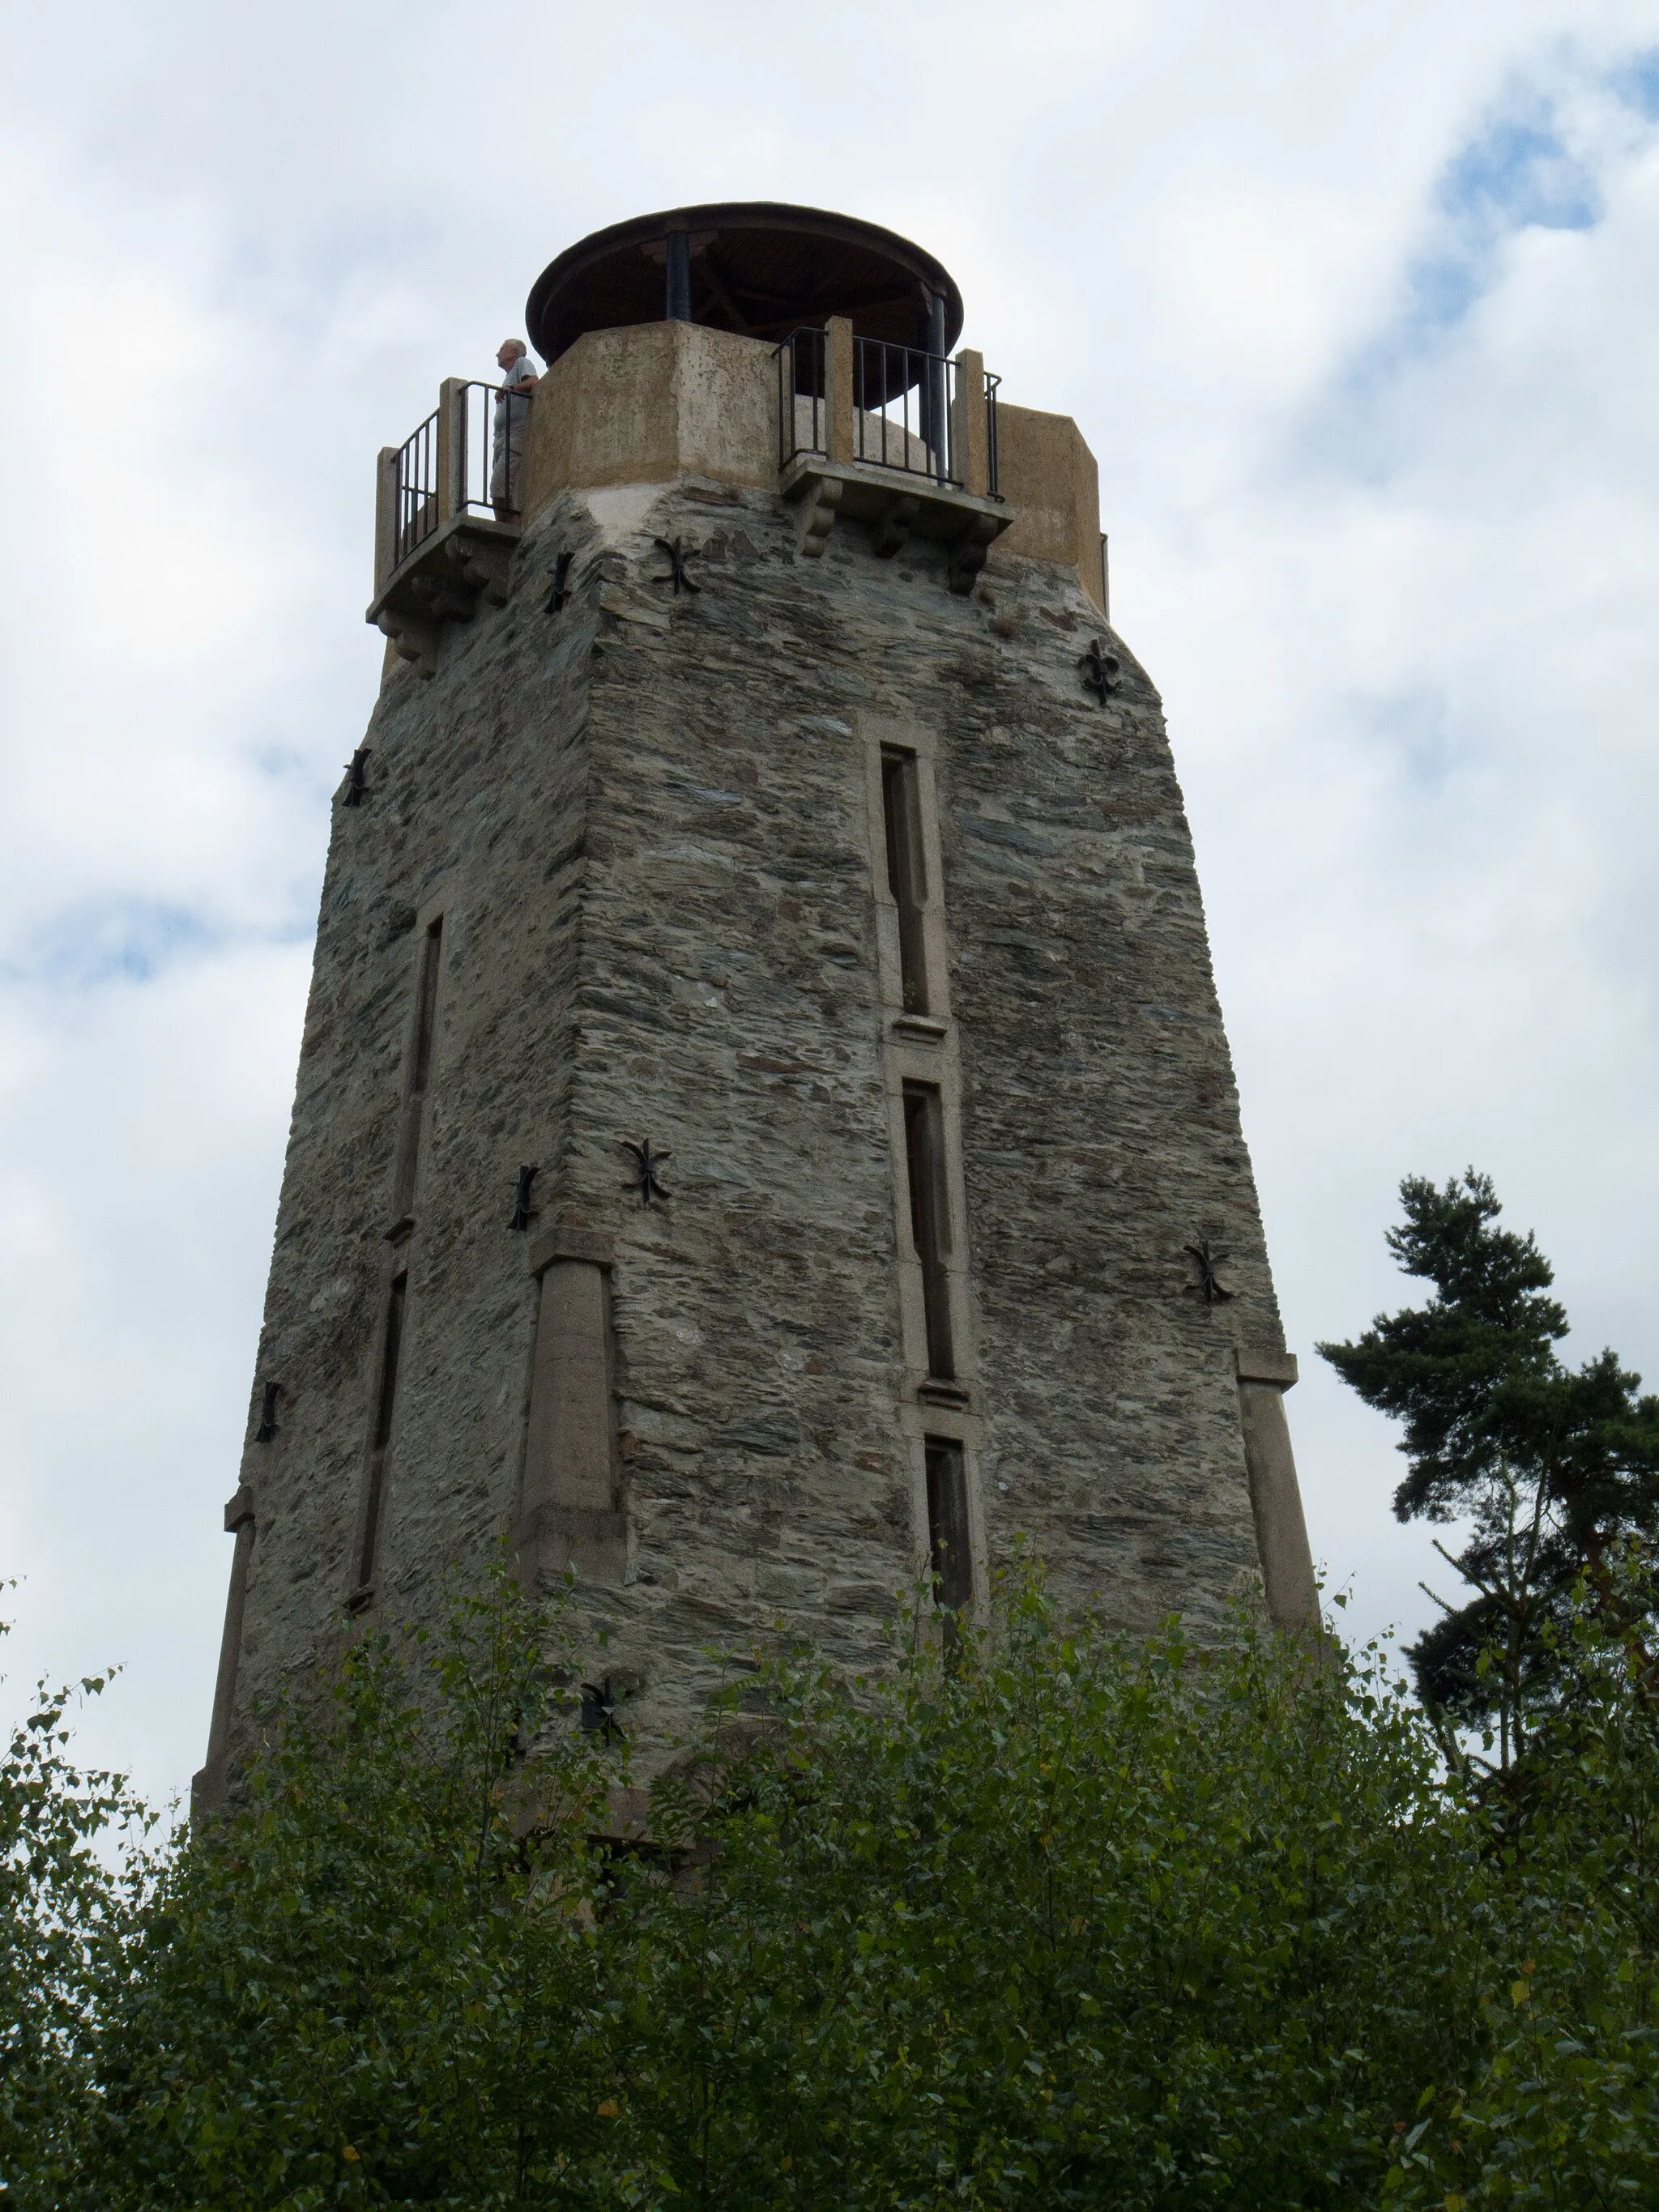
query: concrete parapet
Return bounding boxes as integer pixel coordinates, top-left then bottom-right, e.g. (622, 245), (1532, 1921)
(518, 320), (779, 521)
(991, 403), (1105, 614)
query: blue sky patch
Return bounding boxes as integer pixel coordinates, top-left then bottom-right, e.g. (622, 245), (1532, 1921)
(1361, 687), (1458, 798)
(1438, 117), (1599, 234)
(1397, 97), (1600, 348)
(7, 900), (223, 991)
(1612, 48), (1659, 121)
(1301, 59), (1644, 472)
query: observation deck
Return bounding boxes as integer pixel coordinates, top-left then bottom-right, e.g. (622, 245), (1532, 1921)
(369, 202), (1104, 676)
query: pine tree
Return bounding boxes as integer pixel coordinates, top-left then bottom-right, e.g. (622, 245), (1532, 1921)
(1319, 1170), (1659, 1762)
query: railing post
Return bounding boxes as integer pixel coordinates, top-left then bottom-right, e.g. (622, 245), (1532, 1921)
(827, 316), (855, 467)
(953, 349), (988, 497)
(437, 377), (467, 525)
(374, 445), (400, 593)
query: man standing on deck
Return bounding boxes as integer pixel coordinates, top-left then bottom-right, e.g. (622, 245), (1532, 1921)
(491, 339), (539, 519)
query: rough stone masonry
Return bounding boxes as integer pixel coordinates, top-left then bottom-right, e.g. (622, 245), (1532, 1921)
(195, 209), (1316, 1810)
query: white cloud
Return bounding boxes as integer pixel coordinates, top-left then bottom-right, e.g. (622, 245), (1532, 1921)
(4, 0), (1659, 1797)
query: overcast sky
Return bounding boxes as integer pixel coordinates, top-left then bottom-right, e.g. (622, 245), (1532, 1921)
(3, 0), (1658, 1808)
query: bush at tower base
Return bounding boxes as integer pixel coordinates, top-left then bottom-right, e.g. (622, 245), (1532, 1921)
(10, 1548), (1659, 2210)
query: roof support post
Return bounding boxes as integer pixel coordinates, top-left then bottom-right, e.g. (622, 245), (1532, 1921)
(665, 227), (692, 321)
(920, 289), (949, 478)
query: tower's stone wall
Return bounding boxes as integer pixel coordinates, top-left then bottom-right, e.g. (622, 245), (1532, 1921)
(205, 313), (1311, 1795)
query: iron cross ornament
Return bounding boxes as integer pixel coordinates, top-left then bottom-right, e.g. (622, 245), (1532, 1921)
(510, 1164), (538, 1232)
(543, 549), (574, 614)
(579, 1678), (624, 1742)
(1079, 638), (1121, 704)
(625, 1139), (672, 1205)
(1185, 1238), (1234, 1304)
(652, 536), (701, 595)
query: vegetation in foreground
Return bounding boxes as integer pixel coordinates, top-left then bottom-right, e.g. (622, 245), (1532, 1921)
(0, 1552), (1654, 2209)
(1320, 1167), (1659, 1765)
(2, 1169), (1657, 2206)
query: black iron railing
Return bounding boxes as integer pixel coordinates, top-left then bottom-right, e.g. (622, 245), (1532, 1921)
(777, 326), (827, 470)
(775, 329), (1000, 495)
(858, 338), (952, 483)
(390, 379), (522, 573)
(394, 407), (441, 567)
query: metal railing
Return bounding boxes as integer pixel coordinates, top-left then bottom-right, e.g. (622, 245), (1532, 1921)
(776, 329), (1000, 496)
(854, 336), (957, 484)
(777, 326), (827, 471)
(393, 407), (441, 567)
(388, 379), (522, 575)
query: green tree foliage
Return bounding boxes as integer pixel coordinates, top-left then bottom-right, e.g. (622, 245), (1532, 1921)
(55, 1566), (1491, 2210)
(0, 1628), (146, 2201)
(78, 1578), (620, 2210)
(599, 1582), (1488, 2210)
(1387, 1549), (1659, 2206)
(8, 1558), (1659, 2204)
(1319, 1170), (1659, 1754)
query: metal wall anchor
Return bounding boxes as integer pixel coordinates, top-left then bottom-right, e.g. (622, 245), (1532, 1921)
(256, 1380), (280, 1443)
(1080, 640), (1121, 703)
(1185, 1239), (1234, 1304)
(510, 1164), (538, 1232)
(652, 536), (701, 595)
(544, 551), (573, 613)
(580, 1677), (624, 1741)
(625, 1139), (672, 1205)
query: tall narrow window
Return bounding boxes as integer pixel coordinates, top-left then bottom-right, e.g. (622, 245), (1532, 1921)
(355, 1271), (407, 1596)
(925, 1436), (973, 1620)
(881, 748), (929, 1014)
(902, 1080), (954, 1379)
(391, 918), (443, 1224)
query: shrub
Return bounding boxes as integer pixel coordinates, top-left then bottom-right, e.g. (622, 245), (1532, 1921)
(0, 1637), (145, 2205)
(16, 1551), (1659, 2207)
(599, 1579), (1488, 2210)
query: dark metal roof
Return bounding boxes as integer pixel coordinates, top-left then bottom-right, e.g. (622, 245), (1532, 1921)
(525, 201), (964, 364)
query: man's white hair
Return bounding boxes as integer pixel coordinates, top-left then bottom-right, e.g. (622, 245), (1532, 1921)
(501, 338), (529, 358)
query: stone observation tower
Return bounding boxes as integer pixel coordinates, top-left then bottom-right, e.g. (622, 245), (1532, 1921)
(195, 202), (1316, 1807)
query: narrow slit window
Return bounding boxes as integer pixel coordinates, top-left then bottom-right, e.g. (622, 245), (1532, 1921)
(392, 918), (444, 1221)
(356, 1272), (407, 1593)
(902, 1080), (955, 1379)
(881, 748), (929, 1014)
(409, 918), (442, 1093)
(925, 1435), (973, 1617)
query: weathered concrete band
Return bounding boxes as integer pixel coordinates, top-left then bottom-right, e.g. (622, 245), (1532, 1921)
(192, 1487), (256, 1813)
(1235, 1346), (1299, 1388)
(1234, 1349), (1318, 1630)
(513, 318), (1107, 616)
(527, 1219), (616, 1275)
(518, 1249), (625, 1586)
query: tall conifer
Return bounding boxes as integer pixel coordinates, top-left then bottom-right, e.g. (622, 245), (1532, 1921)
(1320, 1170), (1659, 1755)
